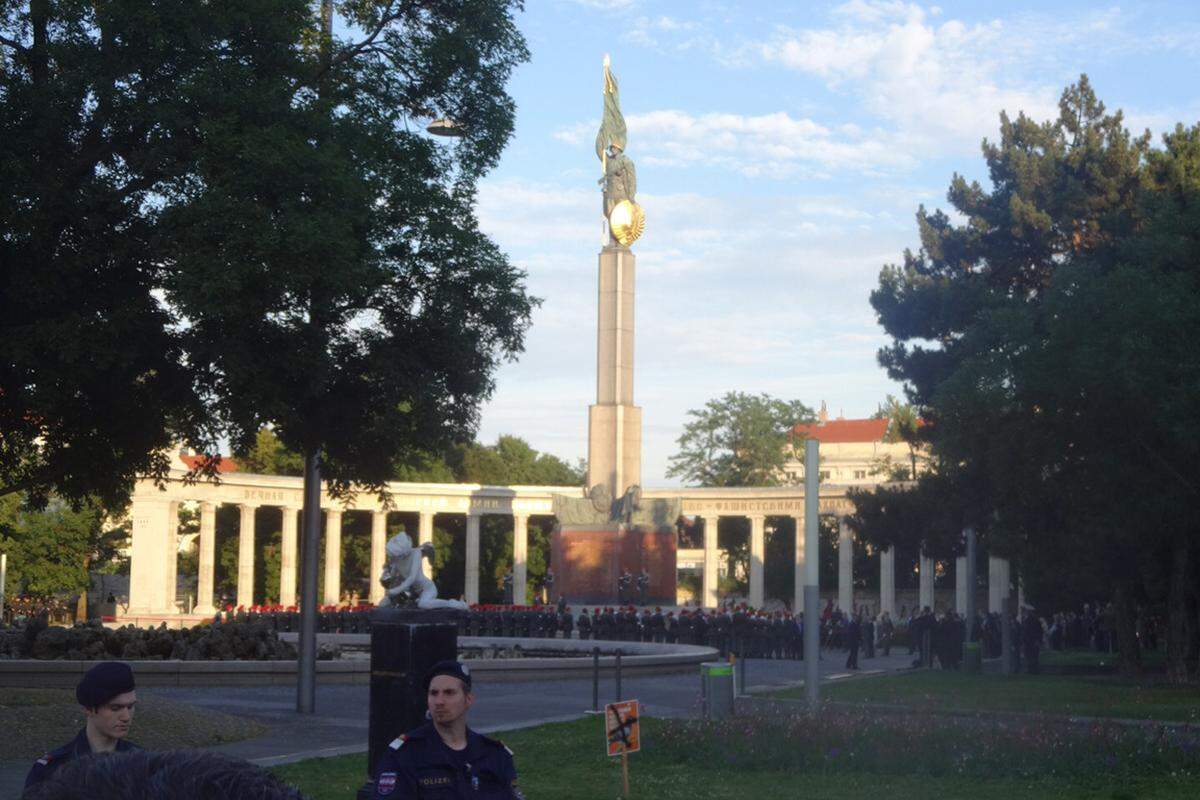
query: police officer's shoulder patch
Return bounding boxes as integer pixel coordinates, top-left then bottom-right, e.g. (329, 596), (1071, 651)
(388, 734), (407, 750)
(35, 754), (52, 766)
(377, 771), (397, 796)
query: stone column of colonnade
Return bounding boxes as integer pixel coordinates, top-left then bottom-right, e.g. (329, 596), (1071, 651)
(748, 515), (765, 608)
(701, 515), (720, 608)
(195, 502), (217, 615)
(323, 509), (343, 606)
(163, 502), (180, 613)
(236, 504), (257, 609)
(512, 514), (529, 606)
(369, 511), (387, 605)
(838, 516), (854, 613)
(465, 513), (481, 605)
(919, 553), (934, 610)
(880, 547), (896, 617)
(988, 555), (1012, 613)
(279, 507), (299, 607)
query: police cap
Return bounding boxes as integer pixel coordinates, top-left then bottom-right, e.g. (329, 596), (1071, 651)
(76, 661), (135, 708)
(424, 660), (472, 693)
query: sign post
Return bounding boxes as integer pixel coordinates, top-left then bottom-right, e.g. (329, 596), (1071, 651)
(605, 699), (640, 797)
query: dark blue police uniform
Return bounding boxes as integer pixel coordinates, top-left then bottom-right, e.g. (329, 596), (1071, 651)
(372, 722), (522, 800)
(24, 729), (141, 789)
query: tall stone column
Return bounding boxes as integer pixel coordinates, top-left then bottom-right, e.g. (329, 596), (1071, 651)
(702, 515), (719, 608)
(512, 514), (529, 606)
(465, 513), (481, 605)
(236, 504), (257, 609)
(195, 502), (217, 615)
(418, 512), (434, 579)
(127, 499), (174, 615)
(988, 556), (1010, 613)
(955, 556), (968, 614)
(586, 245), (641, 499)
(792, 515), (806, 616)
(918, 553), (934, 610)
(280, 507), (299, 608)
(164, 501), (180, 613)
(838, 516), (853, 613)
(323, 509), (342, 606)
(369, 511), (387, 605)
(880, 547), (896, 617)
(748, 515), (765, 609)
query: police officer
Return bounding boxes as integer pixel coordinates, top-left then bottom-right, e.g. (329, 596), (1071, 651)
(371, 660), (524, 799)
(26, 661), (142, 789)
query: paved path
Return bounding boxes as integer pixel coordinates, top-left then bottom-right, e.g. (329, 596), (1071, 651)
(1, 649), (915, 796)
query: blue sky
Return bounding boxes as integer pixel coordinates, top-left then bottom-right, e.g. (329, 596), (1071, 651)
(468, 0), (1200, 486)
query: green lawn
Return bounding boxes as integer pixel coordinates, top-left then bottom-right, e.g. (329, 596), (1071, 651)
(272, 715), (1200, 800)
(1041, 648), (1167, 670)
(0, 687), (265, 760)
(771, 670), (1200, 722)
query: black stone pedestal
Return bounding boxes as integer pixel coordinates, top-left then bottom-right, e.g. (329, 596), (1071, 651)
(357, 607), (463, 800)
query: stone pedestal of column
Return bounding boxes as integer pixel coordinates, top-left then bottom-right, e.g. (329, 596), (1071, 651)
(550, 524), (676, 606)
(358, 608), (463, 800)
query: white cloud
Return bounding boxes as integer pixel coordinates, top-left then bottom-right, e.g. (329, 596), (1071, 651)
(757, 4), (1062, 155)
(556, 109), (916, 177)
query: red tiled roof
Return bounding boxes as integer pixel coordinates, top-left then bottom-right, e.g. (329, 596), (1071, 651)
(179, 454), (240, 473)
(793, 418), (890, 444)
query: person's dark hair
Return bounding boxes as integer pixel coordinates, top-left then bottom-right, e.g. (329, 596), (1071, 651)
(21, 750), (310, 800)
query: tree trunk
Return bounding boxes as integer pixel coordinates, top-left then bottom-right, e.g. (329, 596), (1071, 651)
(1166, 533), (1192, 684)
(1113, 581), (1141, 679)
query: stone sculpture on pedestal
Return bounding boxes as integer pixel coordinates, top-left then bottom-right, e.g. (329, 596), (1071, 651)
(378, 533), (467, 610)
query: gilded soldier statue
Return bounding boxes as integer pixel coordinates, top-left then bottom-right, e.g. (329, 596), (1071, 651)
(596, 55), (644, 247)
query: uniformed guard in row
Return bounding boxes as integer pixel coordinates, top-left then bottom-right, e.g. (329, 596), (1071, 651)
(371, 660), (524, 799)
(25, 661), (141, 789)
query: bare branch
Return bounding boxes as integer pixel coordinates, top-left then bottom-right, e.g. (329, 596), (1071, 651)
(0, 33), (29, 54)
(316, 0), (411, 82)
(0, 477), (39, 500)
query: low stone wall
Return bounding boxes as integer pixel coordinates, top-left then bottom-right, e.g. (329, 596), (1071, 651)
(0, 637), (717, 688)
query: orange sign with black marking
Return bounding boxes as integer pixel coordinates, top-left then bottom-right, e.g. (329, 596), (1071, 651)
(605, 699), (640, 757)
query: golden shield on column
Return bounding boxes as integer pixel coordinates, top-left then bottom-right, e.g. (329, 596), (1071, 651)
(608, 200), (645, 247)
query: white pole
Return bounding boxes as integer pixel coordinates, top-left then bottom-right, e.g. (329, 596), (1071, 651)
(0, 552), (7, 622)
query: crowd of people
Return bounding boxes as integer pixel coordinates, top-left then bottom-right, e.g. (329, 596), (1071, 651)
(2, 596), (75, 625)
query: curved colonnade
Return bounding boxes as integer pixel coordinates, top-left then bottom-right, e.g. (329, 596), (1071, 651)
(126, 470), (1016, 623)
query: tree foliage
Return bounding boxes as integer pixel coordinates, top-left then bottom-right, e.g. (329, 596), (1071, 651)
(0, 494), (125, 598)
(0, 0), (221, 510)
(854, 75), (1200, 679)
(667, 392), (814, 487)
(1, 0), (534, 513)
(235, 428), (305, 477)
(161, 0), (535, 502)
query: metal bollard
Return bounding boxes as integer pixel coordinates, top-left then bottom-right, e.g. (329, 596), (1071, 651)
(615, 649), (623, 700)
(738, 654), (747, 696)
(592, 647), (600, 711)
(701, 661), (734, 718)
